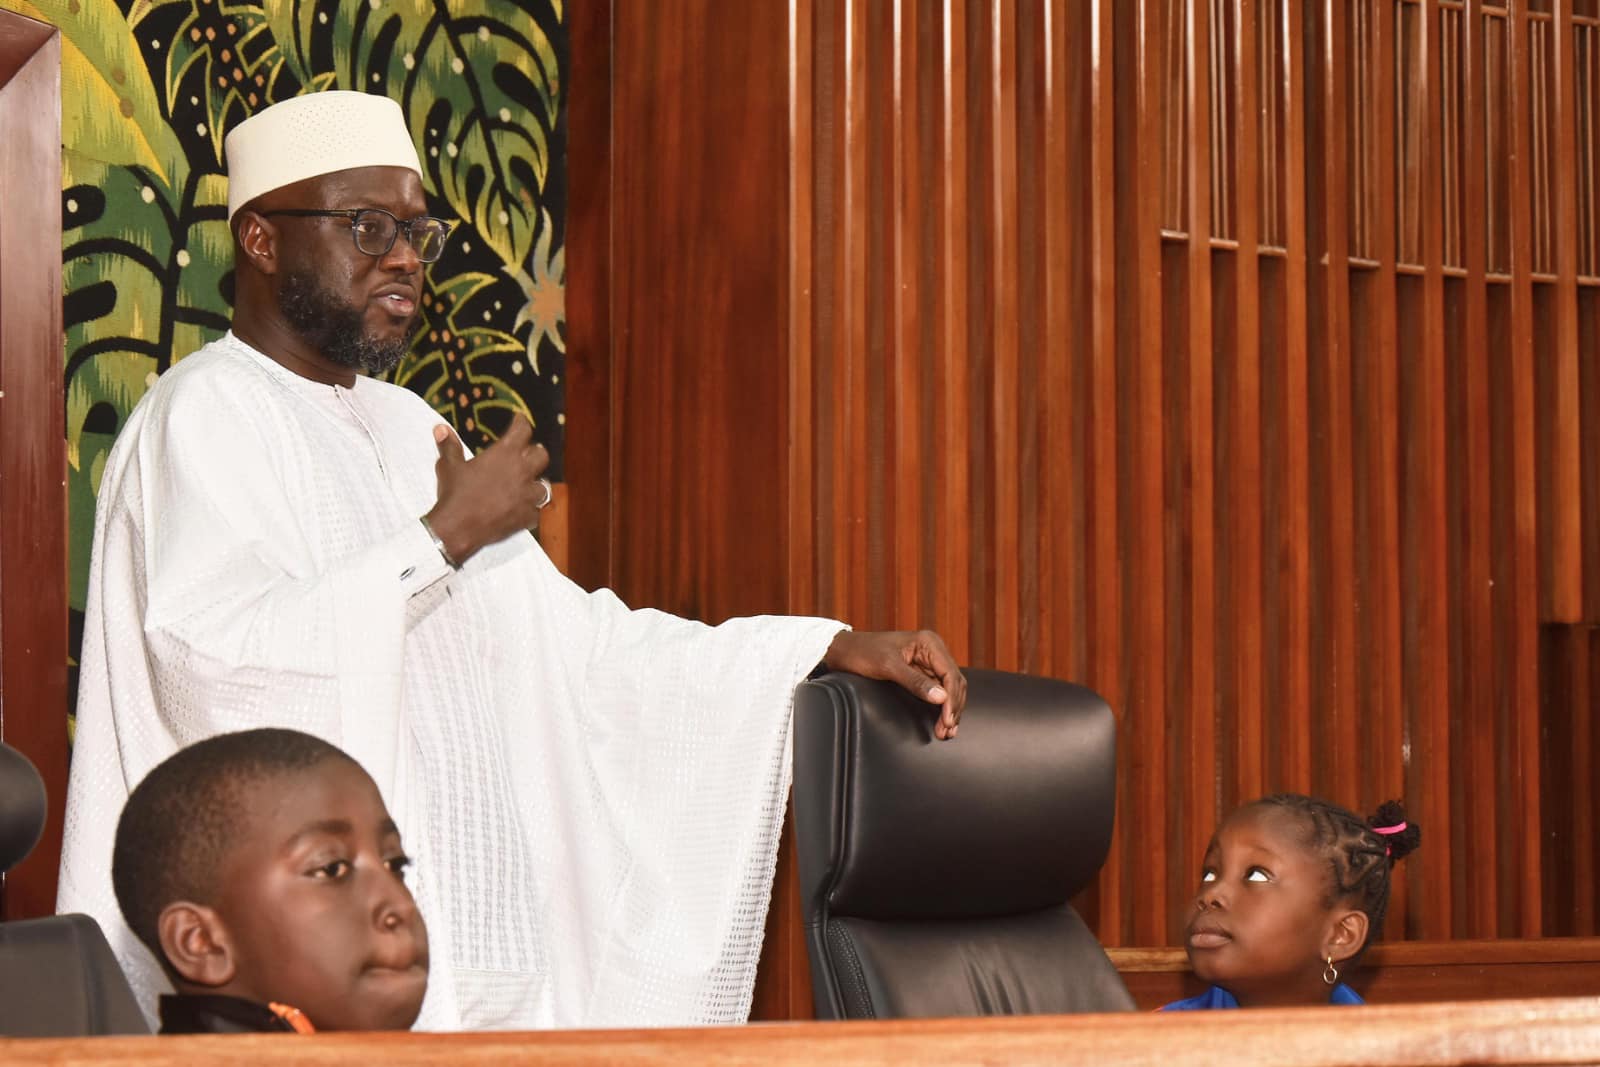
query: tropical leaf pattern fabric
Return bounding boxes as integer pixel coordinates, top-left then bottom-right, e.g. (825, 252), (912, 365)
(0, 0), (566, 707)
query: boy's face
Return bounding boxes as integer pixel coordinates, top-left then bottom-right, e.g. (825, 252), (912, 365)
(205, 757), (428, 1030)
(1183, 806), (1352, 1006)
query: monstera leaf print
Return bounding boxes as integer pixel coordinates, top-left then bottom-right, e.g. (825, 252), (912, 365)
(18, 0), (188, 189)
(158, 0), (297, 163)
(266, 0), (559, 270)
(397, 270), (534, 439)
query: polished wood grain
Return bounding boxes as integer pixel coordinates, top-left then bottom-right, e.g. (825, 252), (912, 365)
(0, 12), (64, 923)
(1407, 0), (1452, 942)
(567, 0), (1600, 1017)
(8, 997), (1600, 1066)
(1507, 0), (1548, 938)
(1273, 0), (1314, 799)
(1545, 0), (1583, 622)
(1223, 0), (1264, 811)
(602, 0), (793, 625)
(1112, 939), (1600, 1010)
(1085, 0), (1125, 940)
(15, 1004), (1600, 1067)
(1458, 0), (1500, 940)
(561, 0), (612, 594)
(1122, 0), (1171, 948)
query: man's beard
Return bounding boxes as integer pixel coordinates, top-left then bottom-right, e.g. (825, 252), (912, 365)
(278, 269), (422, 377)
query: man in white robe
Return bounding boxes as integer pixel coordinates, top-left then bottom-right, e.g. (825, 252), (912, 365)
(57, 91), (966, 1031)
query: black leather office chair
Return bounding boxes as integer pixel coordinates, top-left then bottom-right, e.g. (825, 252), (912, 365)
(0, 741), (147, 1035)
(794, 668), (1134, 1019)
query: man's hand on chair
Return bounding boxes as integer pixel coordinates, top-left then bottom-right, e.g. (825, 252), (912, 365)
(821, 630), (968, 740)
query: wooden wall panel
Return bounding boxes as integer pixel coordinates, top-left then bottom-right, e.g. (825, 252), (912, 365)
(600, 0), (793, 626)
(1507, 0), (1549, 938)
(0, 14), (64, 922)
(570, 0), (1600, 1017)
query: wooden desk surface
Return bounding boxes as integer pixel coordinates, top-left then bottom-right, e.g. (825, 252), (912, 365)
(5, 996), (1600, 1066)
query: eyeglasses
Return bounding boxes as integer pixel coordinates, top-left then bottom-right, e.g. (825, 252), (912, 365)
(261, 207), (456, 263)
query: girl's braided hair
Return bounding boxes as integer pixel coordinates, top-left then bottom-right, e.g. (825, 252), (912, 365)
(1250, 794), (1421, 962)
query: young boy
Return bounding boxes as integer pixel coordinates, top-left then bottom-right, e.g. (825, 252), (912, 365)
(111, 728), (428, 1033)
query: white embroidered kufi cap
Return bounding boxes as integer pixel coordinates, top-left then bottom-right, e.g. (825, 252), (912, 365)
(224, 91), (422, 220)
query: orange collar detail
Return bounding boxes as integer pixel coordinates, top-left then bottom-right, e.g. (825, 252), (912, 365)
(267, 1001), (316, 1034)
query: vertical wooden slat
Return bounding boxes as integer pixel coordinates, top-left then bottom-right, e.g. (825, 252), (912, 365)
(939, 0), (973, 664)
(1164, 0), (1188, 230)
(1180, 0), (1219, 928)
(1577, 625), (1596, 935)
(810, 0), (840, 620)
(0, 20), (65, 921)
(563, 0), (614, 594)
(841, 0), (870, 623)
(1409, 0), (1455, 939)
(865, 3), (894, 631)
(1278, 0), (1315, 795)
(1365, 0), (1404, 861)
(1508, 0), (1548, 936)
(964, 5), (994, 665)
(1353, 0), (1371, 261)
(1581, 18), (1600, 634)
(1087, 0), (1127, 943)
(1316, 0), (1362, 801)
(789, 0), (817, 616)
(990, 0), (1021, 668)
(1228, 0), (1265, 806)
(1585, 18), (1600, 283)
(1115, 0), (1170, 945)
(1038, 0), (1072, 680)
(1014, 0), (1044, 674)
(1552, 624), (1597, 935)
(1443, 5), (1462, 270)
(889, 0), (921, 632)
(1458, 0), (1502, 939)
(1547, 0), (1585, 619)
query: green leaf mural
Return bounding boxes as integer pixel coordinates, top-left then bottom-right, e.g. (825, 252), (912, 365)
(399, 269), (528, 436)
(159, 0), (292, 162)
(1, 0), (566, 709)
(266, 0), (559, 270)
(18, 0), (189, 187)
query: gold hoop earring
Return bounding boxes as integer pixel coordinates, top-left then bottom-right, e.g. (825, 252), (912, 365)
(1323, 956), (1339, 986)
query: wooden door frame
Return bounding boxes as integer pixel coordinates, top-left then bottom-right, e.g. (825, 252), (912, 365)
(0, 10), (66, 921)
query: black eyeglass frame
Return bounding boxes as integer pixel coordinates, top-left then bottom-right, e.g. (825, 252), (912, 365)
(259, 207), (456, 263)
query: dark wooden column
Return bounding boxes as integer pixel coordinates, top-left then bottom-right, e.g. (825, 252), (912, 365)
(0, 10), (65, 921)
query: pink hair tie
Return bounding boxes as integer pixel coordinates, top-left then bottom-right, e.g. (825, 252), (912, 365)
(1372, 820), (1406, 857)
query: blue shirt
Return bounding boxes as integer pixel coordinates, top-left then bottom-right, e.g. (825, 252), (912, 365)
(1160, 983), (1365, 1010)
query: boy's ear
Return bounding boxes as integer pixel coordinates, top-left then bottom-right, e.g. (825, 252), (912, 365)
(1324, 908), (1370, 966)
(233, 211), (279, 275)
(157, 901), (236, 988)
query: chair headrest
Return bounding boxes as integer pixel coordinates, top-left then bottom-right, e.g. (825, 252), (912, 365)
(794, 669), (1117, 921)
(0, 742), (46, 874)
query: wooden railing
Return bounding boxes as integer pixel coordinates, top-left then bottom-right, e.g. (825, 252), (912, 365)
(5, 997), (1600, 1066)
(1111, 938), (1600, 1011)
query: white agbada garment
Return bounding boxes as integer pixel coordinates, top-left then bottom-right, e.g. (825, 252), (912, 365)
(58, 331), (844, 1030)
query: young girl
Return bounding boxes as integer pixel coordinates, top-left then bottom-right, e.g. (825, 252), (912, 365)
(1161, 794), (1421, 1010)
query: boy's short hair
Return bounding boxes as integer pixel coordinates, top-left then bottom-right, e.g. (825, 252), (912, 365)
(112, 728), (357, 969)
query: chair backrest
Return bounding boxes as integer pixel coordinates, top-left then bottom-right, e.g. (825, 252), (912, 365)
(0, 742), (147, 1036)
(793, 668), (1135, 1019)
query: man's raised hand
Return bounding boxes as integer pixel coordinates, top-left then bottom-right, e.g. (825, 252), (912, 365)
(423, 415), (551, 566)
(821, 629), (968, 739)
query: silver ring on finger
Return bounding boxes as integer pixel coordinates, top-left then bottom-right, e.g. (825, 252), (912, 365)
(535, 476), (554, 509)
